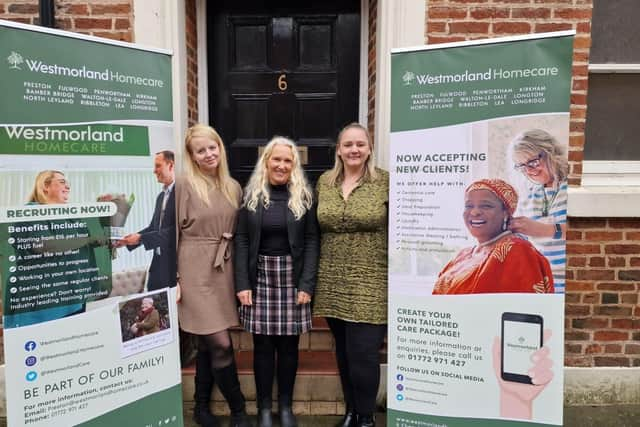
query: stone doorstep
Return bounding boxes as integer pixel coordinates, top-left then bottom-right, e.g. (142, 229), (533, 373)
(564, 367), (640, 406)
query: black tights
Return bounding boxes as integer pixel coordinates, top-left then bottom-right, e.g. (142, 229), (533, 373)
(326, 317), (386, 417)
(194, 330), (246, 415)
(198, 329), (234, 370)
(253, 334), (300, 407)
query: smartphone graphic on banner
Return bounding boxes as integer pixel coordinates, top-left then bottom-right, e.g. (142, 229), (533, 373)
(501, 312), (543, 384)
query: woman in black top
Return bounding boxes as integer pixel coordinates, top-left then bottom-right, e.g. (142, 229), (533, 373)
(235, 136), (319, 427)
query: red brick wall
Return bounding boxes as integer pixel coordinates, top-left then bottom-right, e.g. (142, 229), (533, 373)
(0, 1), (133, 42)
(422, 1), (640, 369)
(566, 218), (640, 367)
(367, 0), (377, 140)
(185, 0), (198, 127)
(425, 0), (592, 186)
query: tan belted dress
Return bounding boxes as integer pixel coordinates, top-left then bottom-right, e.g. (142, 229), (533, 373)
(175, 175), (242, 335)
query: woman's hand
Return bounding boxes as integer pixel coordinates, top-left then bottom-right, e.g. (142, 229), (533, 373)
(492, 329), (554, 420)
(509, 216), (553, 238)
(297, 291), (312, 305)
(237, 290), (252, 306)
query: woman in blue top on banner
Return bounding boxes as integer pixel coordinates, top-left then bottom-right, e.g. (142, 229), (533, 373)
(508, 129), (567, 293)
(4, 170), (108, 328)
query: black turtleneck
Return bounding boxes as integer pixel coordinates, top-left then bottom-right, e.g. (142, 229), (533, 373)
(259, 184), (291, 256)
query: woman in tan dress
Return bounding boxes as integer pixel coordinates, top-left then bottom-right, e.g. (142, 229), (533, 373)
(176, 124), (250, 427)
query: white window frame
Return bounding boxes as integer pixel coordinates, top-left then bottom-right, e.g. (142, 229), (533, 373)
(569, 63), (640, 217)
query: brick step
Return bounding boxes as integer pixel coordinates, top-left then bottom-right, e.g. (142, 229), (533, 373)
(230, 330), (336, 353)
(182, 350), (340, 377)
(228, 318), (386, 355)
(229, 317), (332, 351)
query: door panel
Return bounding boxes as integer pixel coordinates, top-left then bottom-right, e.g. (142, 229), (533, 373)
(208, 0), (360, 186)
(296, 94), (337, 139)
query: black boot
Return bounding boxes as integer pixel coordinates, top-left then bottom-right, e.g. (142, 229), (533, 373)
(356, 414), (375, 427)
(257, 407), (273, 427)
(256, 394), (273, 427)
(278, 396), (297, 427)
(214, 360), (252, 427)
(335, 407), (357, 427)
(193, 350), (218, 427)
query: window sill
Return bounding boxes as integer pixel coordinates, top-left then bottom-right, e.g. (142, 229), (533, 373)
(569, 161), (640, 218)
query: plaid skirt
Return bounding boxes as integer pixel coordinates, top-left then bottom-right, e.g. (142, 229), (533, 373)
(239, 254), (312, 335)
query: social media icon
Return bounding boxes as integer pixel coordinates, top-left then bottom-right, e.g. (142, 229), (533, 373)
(396, 373), (404, 381)
(396, 394), (404, 401)
(26, 371), (38, 382)
(396, 384), (404, 391)
(25, 356), (37, 367)
(24, 341), (37, 351)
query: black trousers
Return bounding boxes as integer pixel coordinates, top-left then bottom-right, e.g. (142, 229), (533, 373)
(253, 334), (300, 407)
(326, 317), (386, 417)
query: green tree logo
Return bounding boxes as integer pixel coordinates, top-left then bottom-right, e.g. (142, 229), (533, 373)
(402, 71), (415, 86)
(7, 51), (24, 70)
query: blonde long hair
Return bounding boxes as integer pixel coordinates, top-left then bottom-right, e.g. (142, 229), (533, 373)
(508, 129), (568, 186)
(28, 170), (64, 204)
(324, 122), (378, 187)
(243, 136), (312, 220)
(183, 124), (239, 208)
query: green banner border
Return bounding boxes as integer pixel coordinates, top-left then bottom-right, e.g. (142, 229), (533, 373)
(388, 408), (557, 427)
(77, 384), (184, 427)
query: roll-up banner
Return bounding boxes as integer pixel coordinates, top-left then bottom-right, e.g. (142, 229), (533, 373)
(388, 31), (573, 426)
(0, 20), (183, 426)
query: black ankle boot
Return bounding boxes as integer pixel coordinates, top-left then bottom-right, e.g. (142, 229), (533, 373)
(231, 411), (253, 427)
(335, 408), (357, 427)
(256, 395), (273, 427)
(214, 361), (252, 427)
(193, 350), (217, 427)
(356, 414), (375, 427)
(278, 397), (297, 427)
(193, 404), (219, 427)
(257, 407), (273, 427)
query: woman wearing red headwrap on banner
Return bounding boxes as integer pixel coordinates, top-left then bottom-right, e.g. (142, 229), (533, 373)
(433, 179), (554, 295)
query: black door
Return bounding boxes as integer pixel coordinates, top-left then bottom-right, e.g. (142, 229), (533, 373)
(207, 0), (360, 185)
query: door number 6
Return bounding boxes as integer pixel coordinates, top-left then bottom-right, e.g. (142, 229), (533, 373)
(278, 74), (287, 91)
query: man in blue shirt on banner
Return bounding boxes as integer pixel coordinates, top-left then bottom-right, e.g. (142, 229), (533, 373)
(118, 150), (177, 291)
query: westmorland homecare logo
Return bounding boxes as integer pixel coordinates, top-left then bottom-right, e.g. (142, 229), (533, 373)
(5, 51), (165, 88)
(7, 51), (24, 70)
(400, 66), (561, 86)
(402, 71), (415, 86)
